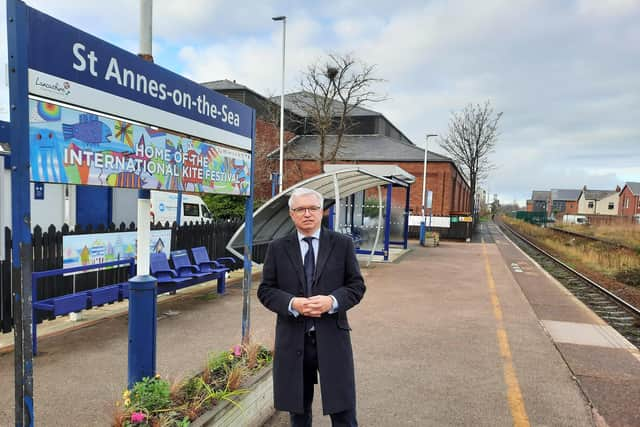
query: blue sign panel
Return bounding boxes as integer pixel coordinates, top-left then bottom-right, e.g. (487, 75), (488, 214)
(34, 182), (44, 199)
(27, 8), (253, 151)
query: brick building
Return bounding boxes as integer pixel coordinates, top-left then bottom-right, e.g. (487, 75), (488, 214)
(618, 182), (640, 217)
(269, 134), (470, 216)
(204, 81), (471, 215)
(202, 80), (297, 201)
(550, 189), (581, 217)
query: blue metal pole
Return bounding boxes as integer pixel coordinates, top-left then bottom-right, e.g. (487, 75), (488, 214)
(128, 188), (157, 387)
(241, 110), (256, 343)
(403, 185), (410, 249)
(327, 205), (334, 230)
(176, 191), (182, 225)
(384, 184), (392, 261)
(271, 172), (279, 197)
(7, 0), (35, 425)
(127, 275), (157, 388)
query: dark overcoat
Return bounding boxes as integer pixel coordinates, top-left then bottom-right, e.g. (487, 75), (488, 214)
(257, 227), (366, 415)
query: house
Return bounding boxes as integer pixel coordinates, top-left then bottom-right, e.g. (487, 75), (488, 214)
(527, 191), (551, 214)
(577, 186), (620, 216)
(550, 189), (581, 217)
(618, 182), (640, 217)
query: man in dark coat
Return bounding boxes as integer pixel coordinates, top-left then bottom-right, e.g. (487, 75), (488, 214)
(258, 187), (366, 426)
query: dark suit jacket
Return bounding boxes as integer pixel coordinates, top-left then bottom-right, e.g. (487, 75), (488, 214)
(257, 227), (366, 414)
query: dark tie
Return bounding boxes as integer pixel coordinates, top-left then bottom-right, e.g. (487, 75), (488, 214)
(302, 236), (315, 297)
(302, 236), (315, 332)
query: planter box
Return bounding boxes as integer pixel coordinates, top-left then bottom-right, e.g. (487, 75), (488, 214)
(423, 237), (439, 247)
(192, 366), (274, 427)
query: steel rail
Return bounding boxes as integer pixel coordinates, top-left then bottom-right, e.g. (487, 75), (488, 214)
(500, 221), (640, 317)
(548, 226), (637, 252)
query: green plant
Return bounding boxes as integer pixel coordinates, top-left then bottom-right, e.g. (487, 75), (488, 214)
(115, 344), (273, 426)
(129, 376), (171, 412)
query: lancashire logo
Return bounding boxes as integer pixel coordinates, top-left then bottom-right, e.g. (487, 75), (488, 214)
(34, 76), (71, 96)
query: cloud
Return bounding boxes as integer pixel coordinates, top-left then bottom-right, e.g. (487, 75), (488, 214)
(22, 0), (640, 209)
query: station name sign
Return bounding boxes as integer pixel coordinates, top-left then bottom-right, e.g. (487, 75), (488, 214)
(27, 8), (253, 151)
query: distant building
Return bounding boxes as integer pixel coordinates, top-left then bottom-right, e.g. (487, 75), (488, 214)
(577, 186), (620, 216)
(528, 191), (551, 214)
(618, 182), (640, 217)
(550, 189), (581, 217)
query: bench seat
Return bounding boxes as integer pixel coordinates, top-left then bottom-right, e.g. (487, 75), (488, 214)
(88, 285), (121, 306)
(33, 292), (90, 317)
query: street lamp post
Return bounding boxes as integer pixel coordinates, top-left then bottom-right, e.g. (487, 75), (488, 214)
(420, 134), (438, 246)
(272, 15), (286, 194)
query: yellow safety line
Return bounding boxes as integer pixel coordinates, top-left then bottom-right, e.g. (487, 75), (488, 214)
(482, 239), (530, 427)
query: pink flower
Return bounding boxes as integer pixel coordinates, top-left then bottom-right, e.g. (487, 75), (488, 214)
(131, 412), (146, 423)
(233, 345), (242, 357)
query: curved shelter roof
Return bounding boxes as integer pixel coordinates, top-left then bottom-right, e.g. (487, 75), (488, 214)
(226, 167), (410, 260)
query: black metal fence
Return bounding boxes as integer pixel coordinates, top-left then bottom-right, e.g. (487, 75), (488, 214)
(0, 219), (243, 334)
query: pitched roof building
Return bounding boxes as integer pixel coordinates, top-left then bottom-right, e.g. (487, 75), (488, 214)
(550, 189), (581, 215)
(202, 80), (472, 216)
(618, 182), (640, 217)
(577, 187), (620, 216)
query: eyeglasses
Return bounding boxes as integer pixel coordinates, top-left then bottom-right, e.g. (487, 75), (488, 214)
(291, 206), (322, 215)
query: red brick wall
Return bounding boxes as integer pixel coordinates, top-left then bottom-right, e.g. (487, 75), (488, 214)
(253, 119), (296, 201)
(618, 186), (640, 217)
(564, 201), (578, 214)
(281, 159), (471, 216)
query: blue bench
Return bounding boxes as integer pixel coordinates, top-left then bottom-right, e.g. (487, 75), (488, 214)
(32, 258), (135, 355)
(190, 246), (232, 294)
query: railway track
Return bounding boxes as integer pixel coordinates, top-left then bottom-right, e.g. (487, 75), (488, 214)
(498, 221), (640, 349)
(548, 226), (638, 252)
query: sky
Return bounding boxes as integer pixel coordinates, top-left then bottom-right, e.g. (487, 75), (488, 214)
(5, 0), (640, 206)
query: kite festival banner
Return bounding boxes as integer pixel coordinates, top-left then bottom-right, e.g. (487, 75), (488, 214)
(63, 229), (172, 269)
(27, 7), (252, 151)
(29, 99), (251, 195)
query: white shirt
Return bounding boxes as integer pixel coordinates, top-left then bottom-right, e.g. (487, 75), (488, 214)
(288, 229), (338, 316)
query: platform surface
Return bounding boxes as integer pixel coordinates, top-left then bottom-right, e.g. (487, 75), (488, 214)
(1, 222), (639, 426)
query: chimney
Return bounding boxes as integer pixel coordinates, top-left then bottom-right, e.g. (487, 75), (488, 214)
(583, 185), (587, 191)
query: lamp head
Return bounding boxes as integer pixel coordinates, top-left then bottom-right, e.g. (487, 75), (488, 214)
(272, 16), (286, 21)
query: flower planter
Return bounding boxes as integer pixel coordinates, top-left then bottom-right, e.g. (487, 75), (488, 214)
(191, 366), (274, 427)
(423, 236), (439, 247)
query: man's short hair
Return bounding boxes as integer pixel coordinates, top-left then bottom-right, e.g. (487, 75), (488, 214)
(288, 187), (324, 209)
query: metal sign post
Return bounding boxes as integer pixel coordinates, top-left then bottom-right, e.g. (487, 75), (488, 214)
(241, 110), (256, 344)
(7, 0), (34, 425)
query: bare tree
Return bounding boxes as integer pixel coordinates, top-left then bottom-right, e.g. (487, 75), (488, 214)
(439, 101), (502, 216)
(292, 53), (386, 168)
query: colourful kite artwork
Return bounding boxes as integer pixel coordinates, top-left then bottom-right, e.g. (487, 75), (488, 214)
(28, 99), (252, 196)
(114, 121), (134, 148)
(63, 229), (172, 270)
(37, 102), (61, 121)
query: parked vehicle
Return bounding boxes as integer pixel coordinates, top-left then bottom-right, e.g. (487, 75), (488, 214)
(150, 191), (212, 225)
(562, 214), (589, 225)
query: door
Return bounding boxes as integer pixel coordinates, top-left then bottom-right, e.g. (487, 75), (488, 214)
(76, 186), (112, 229)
